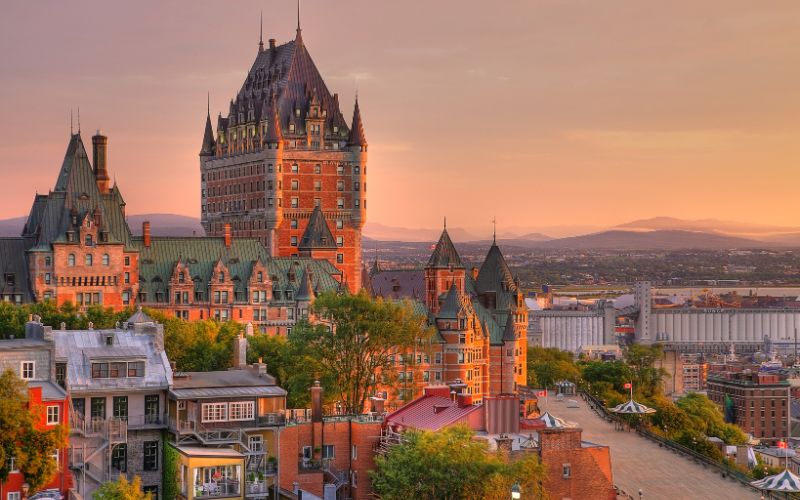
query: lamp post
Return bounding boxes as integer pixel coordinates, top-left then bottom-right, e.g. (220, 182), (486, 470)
(638, 488), (643, 500)
(511, 483), (521, 500)
(21, 483), (29, 500)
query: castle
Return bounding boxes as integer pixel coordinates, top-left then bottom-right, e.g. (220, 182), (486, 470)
(200, 21), (366, 293)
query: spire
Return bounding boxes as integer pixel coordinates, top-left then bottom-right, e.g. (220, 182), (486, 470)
(295, 0), (303, 44)
(258, 11), (264, 52)
(427, 224), (464, 269)
(77, 106), (81, 134)
(347, 96), (367, 148)
(492, 217), (497, 245)
(299, 205), (337, 250)
(200, 95), (216, 156)
(70, 109), (74, 135)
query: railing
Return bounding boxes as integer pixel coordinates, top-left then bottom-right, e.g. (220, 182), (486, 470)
(169, 417), (196, 434)
(256, 413), (286, 426)
(70, 415), (127, 443)
(194, 481), (241, 498)
(245, 480), (269, 495)
(581, 391), (761, 494)
(126, 413), (169, 429)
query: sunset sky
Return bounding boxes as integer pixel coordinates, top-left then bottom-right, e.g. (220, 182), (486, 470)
(1, 1), (799, 235)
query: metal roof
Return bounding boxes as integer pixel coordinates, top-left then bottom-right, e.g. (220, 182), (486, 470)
(170, 385), (286, 400)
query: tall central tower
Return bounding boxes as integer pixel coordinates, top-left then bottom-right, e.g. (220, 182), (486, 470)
(200, 23), (367, 292)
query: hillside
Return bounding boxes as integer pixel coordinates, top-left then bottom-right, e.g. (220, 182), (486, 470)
(534, 229), (774, 250)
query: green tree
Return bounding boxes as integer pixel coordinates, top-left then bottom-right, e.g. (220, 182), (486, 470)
(623, 344), (667, 398)
(93, 474), (152, 500)
(0, 369), (67, 492)
(526, 347), (580, 388)
(370, 426), (548, 500)
(676, 393), (746, 445)
(289, 291), (433, 414)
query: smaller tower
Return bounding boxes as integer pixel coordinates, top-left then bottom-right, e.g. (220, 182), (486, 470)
(425, 223), (466, 313)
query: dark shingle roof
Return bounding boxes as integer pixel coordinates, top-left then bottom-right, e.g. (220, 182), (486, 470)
(369, 269), (424, 300)
(426, 229), (463, 269)
(0, 238), (33, 301)
(437, 284), (471, 319)
(348, 98), (367, 147)
(200, 112), (216, 155)
(299, 205), (337, 249)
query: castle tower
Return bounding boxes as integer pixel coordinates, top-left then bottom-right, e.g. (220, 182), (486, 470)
(424, 224), (466, 314)
(200, 22), (366, 292)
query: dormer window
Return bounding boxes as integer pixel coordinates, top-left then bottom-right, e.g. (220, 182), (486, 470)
(289, 124), (295, 133)
(295, 108), (301, 117)
(178, 274), (185, 283)
(218, 272), (225, 282)
(4, 273), (15, 287)
(85, 234), (93, 246)
(257, 272), (263, 282)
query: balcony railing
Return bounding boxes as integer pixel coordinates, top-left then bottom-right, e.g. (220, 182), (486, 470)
(126, 413), (169, 429)
(194, 481), (241, 498)
(245, 481), (269, 495)
(256, 413), (285, 426)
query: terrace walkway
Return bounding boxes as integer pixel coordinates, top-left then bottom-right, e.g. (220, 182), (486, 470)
(538, 396), (762, 499)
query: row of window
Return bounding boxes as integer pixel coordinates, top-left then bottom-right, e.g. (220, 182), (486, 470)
(203, 196), (366, 215)
(201, 401), (255, 423)
(67, 253), (110, 267)
(109, 441), (159, 473)
(203, 163), (363, 182)
(73, 394), (160, 421)
(91, 361), (145, 379)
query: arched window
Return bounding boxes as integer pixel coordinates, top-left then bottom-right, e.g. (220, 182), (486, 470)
(85, 254), (93, 266)
(67, 254), (75, 267)
(102, 254), (109, 266)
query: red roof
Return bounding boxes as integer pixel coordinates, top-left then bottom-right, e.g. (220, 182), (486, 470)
(384, 394), (482, 432)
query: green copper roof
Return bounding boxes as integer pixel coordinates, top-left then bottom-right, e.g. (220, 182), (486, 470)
(426, 229), (463, 269)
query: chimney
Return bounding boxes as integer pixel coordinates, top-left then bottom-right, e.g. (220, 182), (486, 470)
(457, 393), (473, 408)
(471, 266), (479, 280)
(233, 333), (247, 369)
(224, 223), (232, 248)
(311, 380), (323, 422)
(269, 38), (276, 49)
(92, 131), (110, 193)
(254, 357), (268, 376)
(245, 322), (254, 336)
(495, 433), (513, 458)
(143, 221), (151, 248)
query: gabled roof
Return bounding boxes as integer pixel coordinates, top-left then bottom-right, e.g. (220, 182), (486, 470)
(426, 228), (463, 269)
(438, 284), (470, 319)
(0, 238), (33, 301)
(384, 394), (482, 432)
(296, 267), (315, 301)
(299, 205), (337, 249)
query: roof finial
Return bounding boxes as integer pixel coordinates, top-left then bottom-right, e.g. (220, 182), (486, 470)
(297, 0), (301, 33)
(492, 217), (497, 244)
(207, 92), (210, 117)
(77, 106), (81, 133)
(444, 216), (447, 230)
(258, 11), (264, 52)
(70, 108), (74, 135)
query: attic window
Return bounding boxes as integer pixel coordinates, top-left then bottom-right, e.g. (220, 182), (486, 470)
(4, 273), (15, 287)
(85, 234), (93, 246)
(105, 334), (114, 346)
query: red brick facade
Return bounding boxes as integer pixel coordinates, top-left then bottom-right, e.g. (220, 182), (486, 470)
(538, 428), (616, 500)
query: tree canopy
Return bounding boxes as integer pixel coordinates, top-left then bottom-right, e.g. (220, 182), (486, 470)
(0, 369), (67, 492)
(526, 347), (580, 388)
(288, 291), (433, 413)
(370, 425), (547, 500)
(93, 474), (152, 500)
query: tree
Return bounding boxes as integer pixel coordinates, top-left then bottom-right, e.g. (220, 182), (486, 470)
(93, 474), (152, 500)
(289, 291), (433, 414)
(623, 344), (667, 398)
(0, 369), (67, 492)
(676, 393), (747, 445)
(526, 347), (580, 388)
(370, 426), (547, 500)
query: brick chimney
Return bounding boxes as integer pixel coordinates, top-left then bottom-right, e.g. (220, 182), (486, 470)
(232, 333), (247, 369)
(92, 131), (110, 193)
(143, 221), (151, 248)
(495, 433), (514, 458)
(311, 380), (323, 422)
(224, 223), (232, 248)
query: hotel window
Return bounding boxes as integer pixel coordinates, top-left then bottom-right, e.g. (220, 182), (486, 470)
(337, 165), (344, 175)
(337, 198), (344, 209)
(85, 234), (93, 246)
(46, 405), (60, 425)
(314, 164), (321, 174)
(562, 464), (571, 478)
(21, 361), (34, 380)
(201, 402), (228, 422)
(337, 180), (344, 191)
(291, 197), (299, 208)
(458, 352), (465, 364)
(291, 236), (298, 247)
(229, 401), (254, 421)
(336, 236), (343, 247)
(291, 163), (299, 173)
(322, 444), (335, 459)
(355, 199), (360, 208)
(68, 254), (75, 267)
(124, 272), (130, 284)
(291, 179), (299, 190)
(102, 253), (110, 266)
(435, 352), (442, 364)
(291, 219), (298, 229)
(143, 441), (159, 471)
(314, 180), (321, 191)
(337, 253), (344, 264)
(45, 256), (51, 266)
(85, 254), (93, 266)
(44, 273), (51, 285)
(336, 220), (343, 229)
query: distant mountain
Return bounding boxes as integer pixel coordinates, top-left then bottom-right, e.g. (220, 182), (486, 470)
(615, 216), (800, 235)
(0, 213), (203, 237)
(363, 222), (481, 242)
(534, 230), (776, 250)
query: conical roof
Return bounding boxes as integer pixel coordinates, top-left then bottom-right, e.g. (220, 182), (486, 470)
(348, 98), (367, 147)
(427, 229), (463, 269)
(200, 112), (215, 156)
(438, 284), (468, 319)
(297, 267), (315, 301)
(127, 306), (155, 325)
(299, 205), (337, 250)
(264, 100), (283, 145)
(751, 469), (800, 492)
(502, 309), (517, 342)
(476, 243), (516, 294)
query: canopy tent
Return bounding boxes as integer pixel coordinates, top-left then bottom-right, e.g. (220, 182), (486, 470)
(751, 468), (800, 492)
(608, 399), (656, 415)
(537, 412), (567, 428)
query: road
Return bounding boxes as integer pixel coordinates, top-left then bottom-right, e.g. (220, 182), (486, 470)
(538, 396), (763, 499)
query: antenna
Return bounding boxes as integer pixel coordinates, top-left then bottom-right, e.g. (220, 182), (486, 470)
(70, 109), (74, 135)
(297, 0), (301, 31)
(77, 106), (81, 133)
(259, 11), (264, 51)
(444, 216), (447, 230)
(492, 217), (497, 244)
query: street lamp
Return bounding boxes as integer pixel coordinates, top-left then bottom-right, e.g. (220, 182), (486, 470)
(511, 483), (521, 500)
(638, 488), (643, 500)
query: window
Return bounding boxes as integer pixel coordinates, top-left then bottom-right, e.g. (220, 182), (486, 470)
(290, 219), (298, 229)
(85, 234), (93, 246)
(302, 446), (313, 460)
(113, 396), (128, 420)
(336, 220), (343, 230)
(111, 444), (127, 472)
(21, 361), (34, 380)
(46, 405), (60, 425)
(337, 253), (344, 264)
(337, 165), (344, 175)
(351, 444), (357, 460)
(337, 180), (344, 191)
(91, 397), (106, 419)
(322, 444), (335, 459)
(291, 197), (299, 208)
(458, 351), (465, 364)
(314, 180), (321, 191)
(337, 198), (344, 209)
(291, 179), (299, 190)
(336, 236), (343, 247)
(44, 272), (51, 284)
(562, 464), (571, 478)
(249, 435), (264, 452)
(291, 236), (298, 247)
(229, 401), (254, 421)
(201, 403), (228, 422)
(124, 256), (130, 266)
(435, 352), (442, 364)
(102, 254), (110, 266)
(351, 470), (357, 488)
(8, 492), (20, 500)
(143, 441), (159, 471)
(68, 254), (75, 267)
(145, 395), (160, 423)
(72, 398), (85, 418)
(291, 164), (299, 173)
(85, 254), (93, 266)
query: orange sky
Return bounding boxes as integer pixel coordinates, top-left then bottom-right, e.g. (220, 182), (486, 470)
(1, 1), (799, 234)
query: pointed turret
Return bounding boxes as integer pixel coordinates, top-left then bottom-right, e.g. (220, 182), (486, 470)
(200, 105), (216, 156)
(426, 226), (463, 269)
(297, 267), (315, 301)
(299, 205), (337, 250)
(502, 307), (517, 342)
(348, 97), (367, 150)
